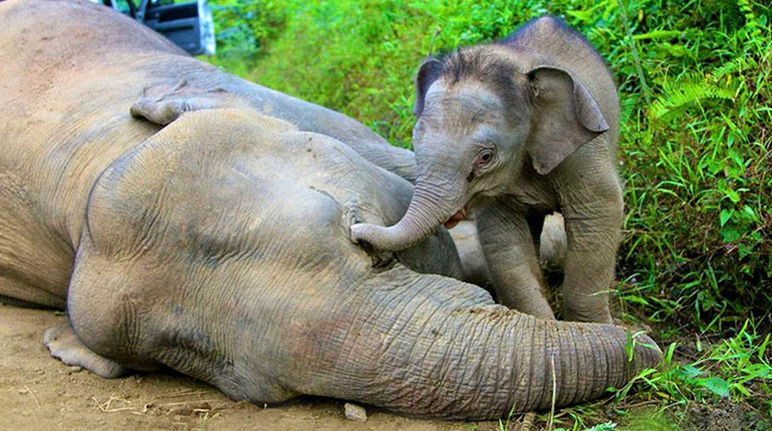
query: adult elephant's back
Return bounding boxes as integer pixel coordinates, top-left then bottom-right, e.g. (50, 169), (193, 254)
(0, 0), (183, 306)
(0, 0), (416, 308)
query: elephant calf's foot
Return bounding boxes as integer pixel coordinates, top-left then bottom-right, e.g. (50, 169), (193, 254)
(43, 323), (125, 378)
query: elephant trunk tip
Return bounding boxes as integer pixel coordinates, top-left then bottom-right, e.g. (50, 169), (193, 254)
(632, 332), (663, 370)
(349, 180), (466, 252)
(350, 223), (416, 252)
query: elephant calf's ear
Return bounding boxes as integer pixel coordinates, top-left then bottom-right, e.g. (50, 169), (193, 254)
(526, 66), (609, 175)
(413, 57), (444, 117)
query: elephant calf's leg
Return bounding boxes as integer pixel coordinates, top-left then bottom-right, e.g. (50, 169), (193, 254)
(43, 322), (125, 378)
(477, 203), (554, 319)
(560, 186), (623, 323)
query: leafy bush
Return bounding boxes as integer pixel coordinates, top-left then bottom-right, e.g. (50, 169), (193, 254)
(210, 0), (286, 60)
(207, 0), (770, 337)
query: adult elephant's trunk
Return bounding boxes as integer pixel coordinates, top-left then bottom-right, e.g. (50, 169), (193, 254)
(351, 176), (465, 251)
(298, 267), (660, 419)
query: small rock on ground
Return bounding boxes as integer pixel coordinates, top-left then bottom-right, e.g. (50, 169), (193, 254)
(344, 402), (367, 422)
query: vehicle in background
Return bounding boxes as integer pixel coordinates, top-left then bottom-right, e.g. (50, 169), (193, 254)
(91, 0), (215, 55)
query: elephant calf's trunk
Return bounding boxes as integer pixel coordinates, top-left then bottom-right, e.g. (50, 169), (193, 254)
(350, 186), (461, 251)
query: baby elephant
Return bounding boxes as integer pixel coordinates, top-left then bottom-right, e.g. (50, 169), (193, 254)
(353, 17), (623, 323)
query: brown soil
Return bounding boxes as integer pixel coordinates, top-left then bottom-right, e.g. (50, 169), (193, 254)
(0, 305), (503, 431)
(682, 398), (770, 431)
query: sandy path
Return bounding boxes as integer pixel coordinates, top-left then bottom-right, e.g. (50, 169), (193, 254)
(0, 305), (498, 430)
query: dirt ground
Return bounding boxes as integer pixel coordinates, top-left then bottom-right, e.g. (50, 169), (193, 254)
(0, 304), (503, 431)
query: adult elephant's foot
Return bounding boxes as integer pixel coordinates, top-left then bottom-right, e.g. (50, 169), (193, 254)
(43, 323), (125, 378)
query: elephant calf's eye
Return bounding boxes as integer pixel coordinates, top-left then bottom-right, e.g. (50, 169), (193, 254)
(476, 149), (494, 168)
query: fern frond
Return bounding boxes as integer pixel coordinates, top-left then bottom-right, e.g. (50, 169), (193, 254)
(737, 0), (762, 38)
(649, 73), (735, 121)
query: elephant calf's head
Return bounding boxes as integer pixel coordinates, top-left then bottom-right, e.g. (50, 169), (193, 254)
(350, 16), (612, 252)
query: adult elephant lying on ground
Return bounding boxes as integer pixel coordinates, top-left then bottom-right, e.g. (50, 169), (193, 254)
(0, 0), (659, 419)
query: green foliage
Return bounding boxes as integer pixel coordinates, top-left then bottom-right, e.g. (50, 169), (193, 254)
(614, 0), (771, 336)
(610, 319), (772, 427)
(617, 320), (771, 403)
(209, 0), (285, 59)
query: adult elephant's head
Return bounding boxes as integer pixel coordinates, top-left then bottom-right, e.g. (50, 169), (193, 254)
(74, 108), (658, 419)
(350, 23), (610, 251)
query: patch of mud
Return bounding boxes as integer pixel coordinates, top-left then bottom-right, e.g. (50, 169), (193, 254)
(0, 305), (504, 430)
(683, 398), (770, 431)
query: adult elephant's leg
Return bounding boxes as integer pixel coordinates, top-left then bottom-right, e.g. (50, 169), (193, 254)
(476, 202), (554, 319)
(130, 78), (418, 183)
(43, 322), (125, 378)
(40, 244), (129, 378)
(129, 80), (253, 125)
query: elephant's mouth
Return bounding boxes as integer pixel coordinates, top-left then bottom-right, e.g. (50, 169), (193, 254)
(443, 205), (468, 229)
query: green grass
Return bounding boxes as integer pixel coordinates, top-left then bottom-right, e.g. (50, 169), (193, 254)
(205, 0), (771, 428)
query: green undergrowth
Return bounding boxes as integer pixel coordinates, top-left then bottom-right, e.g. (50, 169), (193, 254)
(205, 0), (771, 428)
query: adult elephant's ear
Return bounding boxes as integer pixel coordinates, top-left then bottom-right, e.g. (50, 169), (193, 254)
(526, 66), (609, 175)
(130, 80), (250, 125)
(413, 57), (444, 117)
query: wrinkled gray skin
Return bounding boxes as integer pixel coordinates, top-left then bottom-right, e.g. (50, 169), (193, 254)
(451, 214), (565, 289)
(0, 1), (659, 419)
(352, 17), (622, 323)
